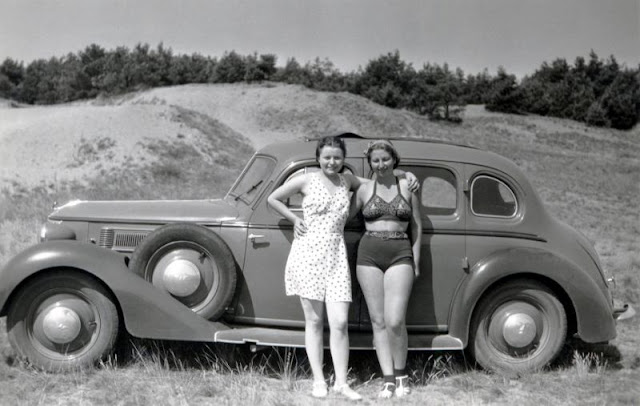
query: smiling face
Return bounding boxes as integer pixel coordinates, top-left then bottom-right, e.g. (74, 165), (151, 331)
(368, 149), (395, 178)
(317, 146), (345, 176)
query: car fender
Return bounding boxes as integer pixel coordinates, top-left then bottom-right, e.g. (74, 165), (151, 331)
(449, 247), (616, 346)
(0, 241), (228, 341)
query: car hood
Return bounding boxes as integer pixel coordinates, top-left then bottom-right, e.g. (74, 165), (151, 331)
(48, 199), (239, 225)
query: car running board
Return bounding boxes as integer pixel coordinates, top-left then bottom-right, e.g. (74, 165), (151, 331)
(214, 327), (463, 350)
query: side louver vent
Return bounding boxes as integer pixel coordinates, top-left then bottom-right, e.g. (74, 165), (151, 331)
(98, 228), (149, 252)
(114, 232), (148, 251)
(99, 228), (115, 248)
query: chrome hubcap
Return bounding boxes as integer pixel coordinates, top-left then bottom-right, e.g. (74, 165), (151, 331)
(148, 243), (219, 312)
(163, 259), (201, 297)
(487, 300), (543, 356)
(41, 305), (82, 344)
(502, 313), (537, 348)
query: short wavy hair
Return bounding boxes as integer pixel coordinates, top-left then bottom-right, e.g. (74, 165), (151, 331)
(364, 139), (400, 169)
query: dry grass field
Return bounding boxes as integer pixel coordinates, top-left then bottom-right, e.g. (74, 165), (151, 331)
(0, 83), (638, 405)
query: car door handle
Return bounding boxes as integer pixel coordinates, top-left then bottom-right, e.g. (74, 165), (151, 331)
(249, 234), (265, 242)
(462, 257), (470, 272)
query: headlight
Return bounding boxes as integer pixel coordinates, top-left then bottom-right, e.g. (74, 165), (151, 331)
(40, 222), (76, 242)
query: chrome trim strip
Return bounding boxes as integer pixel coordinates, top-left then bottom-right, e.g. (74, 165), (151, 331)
(221, 223), (546, 242)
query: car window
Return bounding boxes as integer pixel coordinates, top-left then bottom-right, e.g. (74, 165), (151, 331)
(399, 166), (457, 216)
(227, 156), (276, 204)
(284, 166), (353, 209)
(471, 175), (517, 217)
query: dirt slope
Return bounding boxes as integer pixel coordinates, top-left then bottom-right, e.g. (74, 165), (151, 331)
(1, 83), (438, 189)
(1, 82), (638, 195)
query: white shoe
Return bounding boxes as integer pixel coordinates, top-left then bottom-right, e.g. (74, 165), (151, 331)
(395, 375), (411, 397)
(333, 384), (362, 401)
(311, 381), (328, 398)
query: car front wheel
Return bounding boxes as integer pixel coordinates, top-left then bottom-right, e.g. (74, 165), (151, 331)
(468, 279), (567, 375)
(7, 270), (119, 371)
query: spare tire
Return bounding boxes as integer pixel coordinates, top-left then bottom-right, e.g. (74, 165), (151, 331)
(129, 223), (237, 320)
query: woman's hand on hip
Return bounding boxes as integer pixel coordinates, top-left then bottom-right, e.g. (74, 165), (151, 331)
(294, 218), (307, 238)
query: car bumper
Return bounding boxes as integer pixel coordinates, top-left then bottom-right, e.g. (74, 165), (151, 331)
(613, 301), (635, 321)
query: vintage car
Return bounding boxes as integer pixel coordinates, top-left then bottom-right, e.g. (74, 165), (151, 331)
(0, 134), (632, 373)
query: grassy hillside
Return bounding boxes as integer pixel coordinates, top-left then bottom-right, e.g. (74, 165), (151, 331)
(0, 83), (638, 405)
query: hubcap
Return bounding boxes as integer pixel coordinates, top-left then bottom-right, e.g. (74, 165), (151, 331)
(487, 300), (543, 356)
(41, 305), (82, 344)
(163, 259), (201, 297)
(502, 313), (537, 348)
(28, 292), (100, 359)
(148, 243), (219, 312)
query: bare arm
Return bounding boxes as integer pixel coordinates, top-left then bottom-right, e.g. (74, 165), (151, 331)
(344, 171), (418, 192)
(409, 188), (422, 277)
(348, 182), (366, 221)
(398, 170), (419, 193)
(267, 175), (307, 236)
(344, 173), (369, 191)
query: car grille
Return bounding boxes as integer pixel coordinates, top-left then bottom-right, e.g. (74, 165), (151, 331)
(99, 228), (149, 252)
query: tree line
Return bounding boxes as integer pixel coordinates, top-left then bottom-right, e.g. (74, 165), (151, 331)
(486, 51), (640, 130)
(1, 44), (638, 129)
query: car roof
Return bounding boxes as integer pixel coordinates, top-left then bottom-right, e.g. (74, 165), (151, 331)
(257, 134), (523, 179)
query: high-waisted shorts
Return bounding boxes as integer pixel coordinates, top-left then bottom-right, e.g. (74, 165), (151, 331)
(356, 232), (413, 271)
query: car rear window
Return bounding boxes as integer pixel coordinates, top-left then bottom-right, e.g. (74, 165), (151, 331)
(471, 175), (517, 217)
(399, 165), (458, 216)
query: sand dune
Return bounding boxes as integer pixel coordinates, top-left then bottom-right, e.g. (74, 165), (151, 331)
(0, 83), (436, 189)
(1, 82), (637, 191)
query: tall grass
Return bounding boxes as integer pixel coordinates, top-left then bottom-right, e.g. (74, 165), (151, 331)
(0, 337), (474, 405)
(573, 351), (607, 377)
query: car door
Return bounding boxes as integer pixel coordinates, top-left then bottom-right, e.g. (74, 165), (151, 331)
(464, 164), (528, 271)
(235, 158), (364, 328)
(358, 162), (467, 332)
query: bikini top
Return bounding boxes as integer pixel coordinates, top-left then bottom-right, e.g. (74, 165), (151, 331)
(361, 178), (412, 221)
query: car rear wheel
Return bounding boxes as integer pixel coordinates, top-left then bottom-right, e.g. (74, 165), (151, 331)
(7, 270), (119, 371)
(468, 279), (567, 375)
(129, 223), (237, 320)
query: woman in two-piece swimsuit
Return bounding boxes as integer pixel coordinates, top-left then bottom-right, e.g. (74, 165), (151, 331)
(351, 139), (422, 398)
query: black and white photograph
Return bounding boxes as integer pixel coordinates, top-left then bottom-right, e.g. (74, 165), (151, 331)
(0, 1), (638, 404)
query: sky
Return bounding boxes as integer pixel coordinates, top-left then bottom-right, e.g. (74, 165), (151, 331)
(1, 0), (638, 79)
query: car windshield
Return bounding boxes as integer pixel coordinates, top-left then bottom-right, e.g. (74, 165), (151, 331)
(226, 155), (276, 205)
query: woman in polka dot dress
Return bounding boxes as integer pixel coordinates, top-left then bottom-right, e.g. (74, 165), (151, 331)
(268, 136), (418, 400)
(268, 136), (362, 400)
(283, 168), (352, 303)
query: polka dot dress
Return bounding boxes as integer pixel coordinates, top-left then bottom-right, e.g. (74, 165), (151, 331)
(285, 172), (352, 302)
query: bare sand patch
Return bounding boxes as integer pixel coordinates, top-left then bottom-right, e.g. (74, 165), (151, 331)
(0, 104), (185, 188)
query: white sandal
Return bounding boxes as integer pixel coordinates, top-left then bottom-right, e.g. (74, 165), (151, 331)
(378, 382), (396, 398)
(395, 375), (411, 397)
(333, 383), (362, 401)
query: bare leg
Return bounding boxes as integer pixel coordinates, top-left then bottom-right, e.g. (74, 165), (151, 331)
(356, 265), (394, 377)
(326, 300), (361, 400)
(383, 263), (414, 371)
(300, 298), (325, 383)
(325, 301), (350, 386)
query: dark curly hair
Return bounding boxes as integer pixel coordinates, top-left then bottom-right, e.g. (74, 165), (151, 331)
(315, 136), (347, 161)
